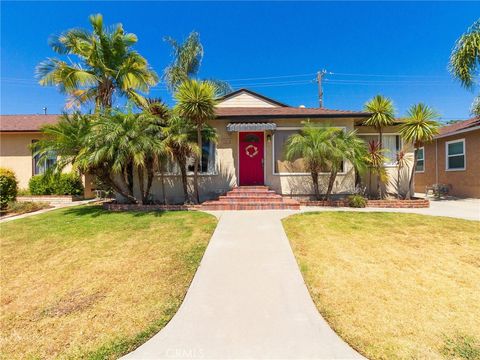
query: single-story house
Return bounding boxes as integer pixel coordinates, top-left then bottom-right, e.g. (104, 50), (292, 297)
(1, 89), (413, 202)
(414, 116), (480, 198)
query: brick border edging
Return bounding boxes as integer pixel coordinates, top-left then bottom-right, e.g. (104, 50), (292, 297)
(103, 202), (201, 211)
(17, 195), (83, 204)
(300, 198), (430, 208)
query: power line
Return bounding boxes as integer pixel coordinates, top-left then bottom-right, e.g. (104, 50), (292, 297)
(330, 71), (451, 79)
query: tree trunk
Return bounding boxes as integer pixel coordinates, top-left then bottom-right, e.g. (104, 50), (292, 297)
(106, 173), (138, 204)
(137, 165), (146, 204)
(368, 168), (372, 199)
(125, 161), (134, 197)
(377, 127), (383, 199)
(311, 171), (320, 200)
(406, 147), (418, 200)
(144, 158), (155, 204)
(326, 169), (338, 201)
(193, 127), (202, 204)
(160, 166), (167, 205)
(178, 157), (190, 204)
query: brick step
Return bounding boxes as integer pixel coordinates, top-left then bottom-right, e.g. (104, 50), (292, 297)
(201, 202), (300, 210)
(231, 187), (271, 193)
(218, 195), (284, 203)
(228, 190), (278, 196)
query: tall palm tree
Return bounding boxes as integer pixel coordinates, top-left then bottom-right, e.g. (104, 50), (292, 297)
(400, 103), (440, 199)
(175, 80), (217, 203)
(36, 13), (158, 110)
(325, 130), (367, 200)
(363, 95), (395, 197)
(449, 19), (480, 114)
(285, 123), (337, 200)
(163, 31), (231, 95)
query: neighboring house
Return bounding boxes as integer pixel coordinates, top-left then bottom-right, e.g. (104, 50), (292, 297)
(0, 89), (412, 202)
(0, 114), (94, 197)
(415, 117), (480, 198)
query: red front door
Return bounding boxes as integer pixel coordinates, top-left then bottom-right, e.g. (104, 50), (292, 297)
(239, 132), (264, 186)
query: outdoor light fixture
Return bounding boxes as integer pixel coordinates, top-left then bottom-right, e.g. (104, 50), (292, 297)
(267, 134), (272, 142)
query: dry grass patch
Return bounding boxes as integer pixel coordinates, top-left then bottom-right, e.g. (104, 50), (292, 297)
(283, 212), (480, 360)
(0, 205), (217, 359)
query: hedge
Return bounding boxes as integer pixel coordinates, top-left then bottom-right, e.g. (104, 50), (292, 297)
(0, 168), (18, 209)
(29, 173), (84, 196)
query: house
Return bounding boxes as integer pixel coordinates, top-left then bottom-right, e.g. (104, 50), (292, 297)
(0, 89), (413, 202)
(0, 114), (94, 197)
(414, 116), (480, 198)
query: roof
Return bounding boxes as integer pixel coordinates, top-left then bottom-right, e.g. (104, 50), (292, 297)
(217, 88), (289, 107)
(215, 107), (369, 119)
(436, 116), (480, 138)
(0, 114), (60, 132)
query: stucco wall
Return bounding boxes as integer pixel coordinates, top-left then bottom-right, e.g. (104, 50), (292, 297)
(415, 130), (480, 198)
(0, 132), (93, 196)
(0, 132), (39, 189)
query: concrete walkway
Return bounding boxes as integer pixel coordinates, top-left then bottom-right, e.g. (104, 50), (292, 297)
(124, 210), (364, 360)
(302, 197), (480, 221)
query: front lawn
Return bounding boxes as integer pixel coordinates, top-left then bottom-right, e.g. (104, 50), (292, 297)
(283, 212), (480, 360)
(0, 205), (217, 359)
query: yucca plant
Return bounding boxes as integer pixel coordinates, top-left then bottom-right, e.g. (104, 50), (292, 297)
(366, 140), (389, 199)
(400, 103), (440, 199)
(36, 14), (158, 110)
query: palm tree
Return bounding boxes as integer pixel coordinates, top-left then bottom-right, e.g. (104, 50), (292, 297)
(325, 130), (368, 200)
(400, 104), (440, 199)
(36, 13), (158, 110)
(285, 123), (337, 200)
(174, 80), (217, 203)
(163, 31), (231, 95)
(365, 140), (389, 199)
(449, 19), (480, 114)
(87, 110), (164, 204)
(363, 95), (395, 198)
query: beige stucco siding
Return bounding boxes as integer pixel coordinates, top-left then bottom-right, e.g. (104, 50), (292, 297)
(216, 93), (279, 108)
(0, 133), (39, 189)
(0, 132), (93, 196)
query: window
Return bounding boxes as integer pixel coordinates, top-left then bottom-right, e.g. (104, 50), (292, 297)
(32, 140), (57, 175)
(446, 139), (465, 171)
(273, 129), (344, 174)
(415, 147), (424, 172)
(359, 134), (401, 166)
(187, 139), (216, 173)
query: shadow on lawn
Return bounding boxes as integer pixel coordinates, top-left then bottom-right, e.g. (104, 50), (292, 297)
(62, 205), (172, 218)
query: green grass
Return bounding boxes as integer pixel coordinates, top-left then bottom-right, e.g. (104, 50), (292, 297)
(0, 205), (217, 359)
(283, 212), (480, 360)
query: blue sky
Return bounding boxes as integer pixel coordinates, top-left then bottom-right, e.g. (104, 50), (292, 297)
(1, 1), (478, 121)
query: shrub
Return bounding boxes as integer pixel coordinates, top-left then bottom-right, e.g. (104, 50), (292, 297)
(0, 168), (18, 209)
(5, 201), (50, 216)
(29, 173), (84, 196)
(348, 194), (367, 208)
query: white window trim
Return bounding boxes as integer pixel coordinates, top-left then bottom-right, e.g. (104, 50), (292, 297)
(272, 126), (348, 176)
(415, 146), (425, 173)
(445, 138), (466, 171)
(159, 144), (218, 177)
(357, 133), (403, 168)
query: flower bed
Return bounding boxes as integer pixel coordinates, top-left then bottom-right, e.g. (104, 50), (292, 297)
(17, 195), (83, 205)
(103, 202), (201, 211)
(300, 198), (429, 208)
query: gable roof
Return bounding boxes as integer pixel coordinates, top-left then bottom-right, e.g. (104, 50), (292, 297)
(217, 88), (289, 107)
(436, 116), (480, 138)
(0, 114), (60, 132)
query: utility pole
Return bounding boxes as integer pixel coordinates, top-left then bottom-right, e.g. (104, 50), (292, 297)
(316, 70), (327, 108)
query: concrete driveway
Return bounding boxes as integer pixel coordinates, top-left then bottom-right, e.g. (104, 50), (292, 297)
(124, 210), (364, 359)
